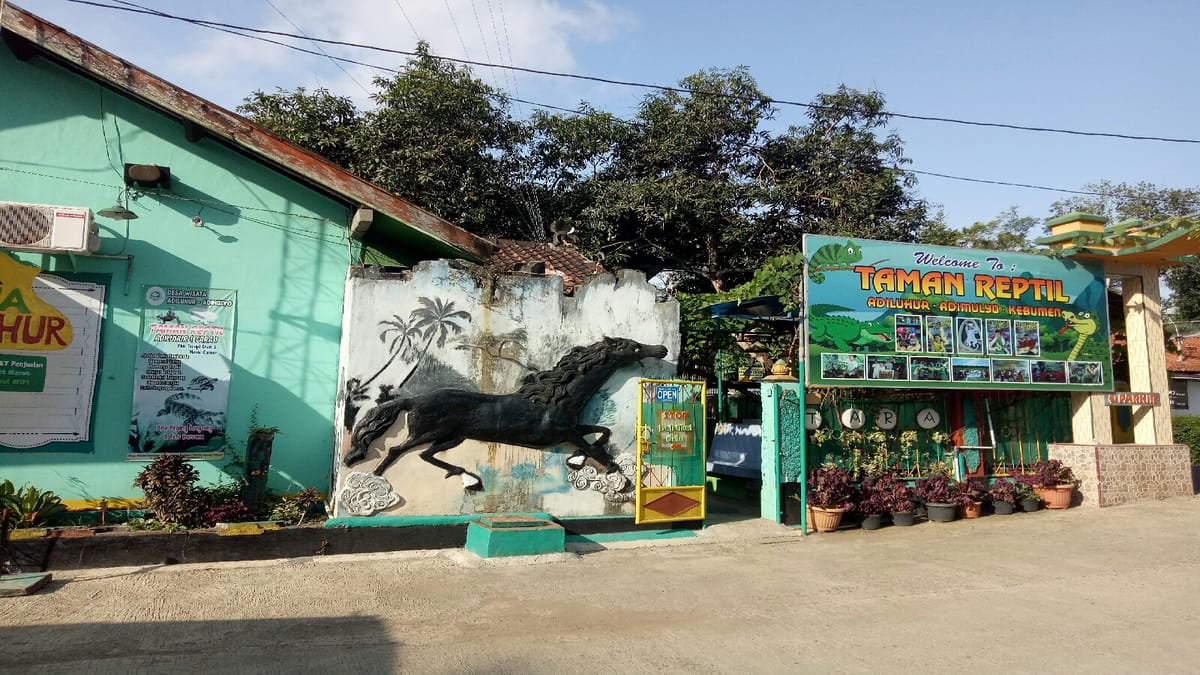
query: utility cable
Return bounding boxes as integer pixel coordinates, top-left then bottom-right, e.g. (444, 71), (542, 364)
(60, 0), (1200, 145)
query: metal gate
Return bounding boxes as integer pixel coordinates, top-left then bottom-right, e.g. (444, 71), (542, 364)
(635, 379), (707, 524)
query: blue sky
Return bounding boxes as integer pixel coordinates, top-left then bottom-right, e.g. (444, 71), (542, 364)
(12, 0), (1197, 230)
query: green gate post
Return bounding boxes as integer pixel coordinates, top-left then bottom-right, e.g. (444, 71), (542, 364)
(760, 381), (804, 527)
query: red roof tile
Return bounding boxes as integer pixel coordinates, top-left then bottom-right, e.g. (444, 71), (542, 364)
(489, 239), (605, 294)
(1167, 336), (1200, 374)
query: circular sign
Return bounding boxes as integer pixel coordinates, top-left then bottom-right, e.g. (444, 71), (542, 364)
(840, 408), (866, 430)
(805, 408), (823, 429)
(145, 285), (166, 306)
(874, 408), (898, 430)
(916, 407), (941, 429)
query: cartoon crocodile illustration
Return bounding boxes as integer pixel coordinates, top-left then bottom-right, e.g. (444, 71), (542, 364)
(809, 304), (893, 351)
(1058, 310), (1098, 361)
(807, 240), (863, 283)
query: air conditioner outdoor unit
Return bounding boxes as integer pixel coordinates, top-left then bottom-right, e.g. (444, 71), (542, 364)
(0, 201), (101, 254)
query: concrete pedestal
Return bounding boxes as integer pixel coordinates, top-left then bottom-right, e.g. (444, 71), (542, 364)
(465, 516), (564, 558)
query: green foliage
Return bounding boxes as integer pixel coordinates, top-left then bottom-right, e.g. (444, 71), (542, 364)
(1172, 415), (1200, 466)
(268, 488), (324, 526)
(241, 62), (931, 293)
(132, 455), (206, 528)
(238, 87), (362, 169)
(0, 479), (68, 528)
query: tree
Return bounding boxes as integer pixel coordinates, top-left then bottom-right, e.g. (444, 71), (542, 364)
(240, 43), (524, 237)
(353, 43), (523, 236)
(580, 67), (774, 291)
(928, 206), (1039, 252)
(1052, 181), (1200, 321)
(238, 87), (362, 169)
(756, 87), (929, 250)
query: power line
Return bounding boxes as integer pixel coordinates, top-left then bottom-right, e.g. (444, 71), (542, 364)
(30, 5), (1150, 202)
(59, 0), (1200, 145)
(258, 0), (369, 95)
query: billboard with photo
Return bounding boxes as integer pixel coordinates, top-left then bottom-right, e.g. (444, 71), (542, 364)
(803, 235), (1112, 391)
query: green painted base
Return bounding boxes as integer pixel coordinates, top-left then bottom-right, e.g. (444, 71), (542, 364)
(0, 572), (52, 597)
(465, 516), (565, 558)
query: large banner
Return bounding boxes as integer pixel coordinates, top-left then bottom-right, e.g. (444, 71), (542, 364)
(803, 235), (1112, 391)
(0, 252), (105, 451)
(128, 285), (235, 459)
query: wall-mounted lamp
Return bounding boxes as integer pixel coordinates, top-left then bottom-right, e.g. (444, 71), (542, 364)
(124, 163), (171, 189)
(97, 203), (138, 220)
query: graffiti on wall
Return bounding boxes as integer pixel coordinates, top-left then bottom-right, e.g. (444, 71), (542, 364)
(344, 336), (668, 494)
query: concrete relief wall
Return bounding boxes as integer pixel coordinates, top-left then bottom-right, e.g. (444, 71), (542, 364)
(332, 260), (679, 517)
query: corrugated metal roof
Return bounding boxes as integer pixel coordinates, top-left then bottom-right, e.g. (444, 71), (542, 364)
(0, 4), (493, 261)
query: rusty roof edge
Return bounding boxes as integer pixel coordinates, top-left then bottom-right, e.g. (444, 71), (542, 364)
(2, 5), (493, 262)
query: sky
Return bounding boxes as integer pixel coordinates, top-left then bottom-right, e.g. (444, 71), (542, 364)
(9, 0), (1198, 231)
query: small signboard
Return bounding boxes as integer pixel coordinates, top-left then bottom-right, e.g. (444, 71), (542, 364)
(1104, 392), (1160, 407)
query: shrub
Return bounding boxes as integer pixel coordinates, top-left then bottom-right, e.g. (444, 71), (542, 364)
(807, 464), (854, 510)
(987, 479), (1018, 506)
(203, 500), (255, 526)
(914, 475), (971, 506)
(132, 455), (206, 528)
(1172, 415), (1200, 466)
(268, 487), (323, 526)
(861, 474), (914, 514)
(0, 479), (68, 528)
(1014, 459), (1075, 489)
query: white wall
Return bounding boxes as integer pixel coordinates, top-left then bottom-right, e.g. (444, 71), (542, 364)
(331, 260), (679, 517)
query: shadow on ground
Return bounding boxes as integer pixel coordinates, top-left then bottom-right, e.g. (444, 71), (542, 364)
(3, 617), (399, 672)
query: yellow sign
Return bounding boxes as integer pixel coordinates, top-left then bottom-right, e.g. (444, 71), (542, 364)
(0, 253), (72, 350)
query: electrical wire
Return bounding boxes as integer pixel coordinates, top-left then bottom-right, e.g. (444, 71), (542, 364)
(260, 0), (369, 95)
(60, 0), (1200, 145)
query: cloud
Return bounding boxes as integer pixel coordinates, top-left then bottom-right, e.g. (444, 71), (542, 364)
(163, 0), (637, 111)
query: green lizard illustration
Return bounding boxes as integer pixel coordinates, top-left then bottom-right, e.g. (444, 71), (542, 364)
(809, 304), (893, 351)
(806, 240), (863, 283)
(1058, 310), (1098, 361)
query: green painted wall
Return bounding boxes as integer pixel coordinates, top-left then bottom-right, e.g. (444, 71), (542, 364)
(0, 47), (411, 501)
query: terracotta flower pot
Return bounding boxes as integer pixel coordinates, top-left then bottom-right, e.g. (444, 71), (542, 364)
(809, 506), (846, 533)
(962, 501), (983, 519)
(1035, 485), (1073, 510)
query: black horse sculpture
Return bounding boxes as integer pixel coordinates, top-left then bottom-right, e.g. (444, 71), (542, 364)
(343, 336), (669, 491)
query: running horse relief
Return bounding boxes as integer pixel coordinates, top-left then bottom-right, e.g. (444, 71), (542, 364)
(343, 337), (669, 492)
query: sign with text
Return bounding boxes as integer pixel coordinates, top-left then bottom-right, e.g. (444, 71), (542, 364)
(128, 285), (236, 459)
(1104, 392), (1160, 407)
(0, 253), (105, 451)
(804, 235), (1113, 391)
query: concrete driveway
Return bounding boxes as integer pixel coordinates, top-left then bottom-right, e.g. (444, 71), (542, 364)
(2, 496), (1198, 674)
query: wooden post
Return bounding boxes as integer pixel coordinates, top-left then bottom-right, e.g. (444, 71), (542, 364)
(239, 428), (279, 513)
(1121, 266), (1173, 443)
(1070, 391), (1112, 444)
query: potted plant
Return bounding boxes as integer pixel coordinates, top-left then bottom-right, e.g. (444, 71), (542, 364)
(872, 474), (916, 526)
(914, 474), (968, 522)
(960, 479), (988, 519)
(987, 479), (1018, 515)
(854, 479), (888, 531)
(806, 464), (854, 532)
(1014, 482), (1041, 512)
(1017, 459), (1075, 509)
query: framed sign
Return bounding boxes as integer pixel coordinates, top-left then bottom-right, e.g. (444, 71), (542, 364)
(804, 235), (1113, 392)
(127, 286), (236, 460)
(0, 253), (105, 451)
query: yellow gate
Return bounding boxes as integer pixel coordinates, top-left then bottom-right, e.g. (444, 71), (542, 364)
(635, 379), (707, 524)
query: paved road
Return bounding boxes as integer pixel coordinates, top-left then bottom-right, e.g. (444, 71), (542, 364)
(2, 496), (1198, 674)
